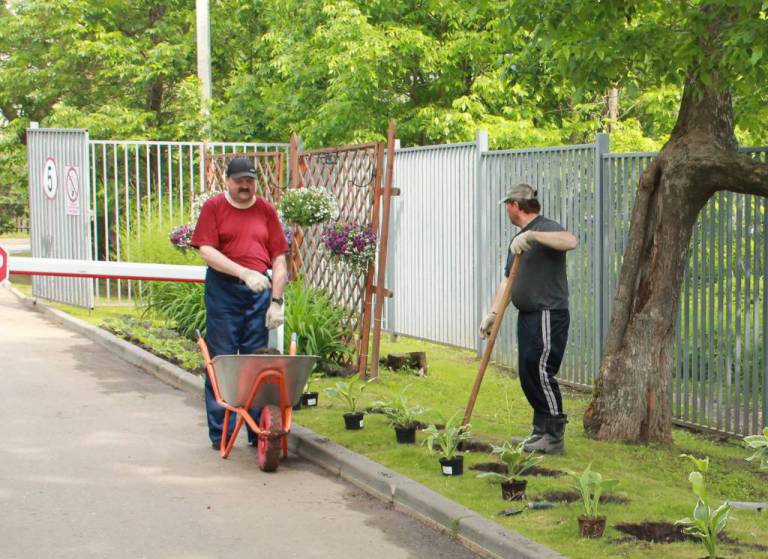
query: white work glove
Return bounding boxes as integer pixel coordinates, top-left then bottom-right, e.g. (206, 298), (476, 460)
(479, 311), (497, 339)
(241, 269), (270, 292)
(266, 301), (284, 329)
(510, 231), (535, 255)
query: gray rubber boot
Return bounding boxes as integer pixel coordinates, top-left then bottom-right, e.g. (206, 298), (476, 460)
(522, 410), (548, 444)
(523, 414), (567, 454)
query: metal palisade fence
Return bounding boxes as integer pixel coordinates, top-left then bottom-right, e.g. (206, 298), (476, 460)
(386, 133), (767, 436)
(87, 139), (289, 305)
(26, 129), (288, 308)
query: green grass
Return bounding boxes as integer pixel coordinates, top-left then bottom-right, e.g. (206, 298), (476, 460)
(15, 297), (768, 558)
(295, 336), (768, 559)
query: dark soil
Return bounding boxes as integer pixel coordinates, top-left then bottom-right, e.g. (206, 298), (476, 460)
(614, 522), (691, 543)
(469, 463), (565, 477)
(526, 465), (564, 478)
(470, 462), (508, 474)
(541, 490), (629, 504)
(458, 438), (494, 453)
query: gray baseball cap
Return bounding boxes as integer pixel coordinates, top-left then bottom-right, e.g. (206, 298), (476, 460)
(499, 183), (537, 205)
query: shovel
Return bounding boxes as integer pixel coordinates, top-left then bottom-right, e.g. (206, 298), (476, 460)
(462, 256), (522, 427)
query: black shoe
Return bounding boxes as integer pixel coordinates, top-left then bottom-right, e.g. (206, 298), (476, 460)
(211, 440), (221, 450)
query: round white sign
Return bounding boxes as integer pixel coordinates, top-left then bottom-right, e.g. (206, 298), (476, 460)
(43, 157), (58, 200)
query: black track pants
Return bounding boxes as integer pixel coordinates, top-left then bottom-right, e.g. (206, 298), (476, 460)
(516, 309), (569, 417)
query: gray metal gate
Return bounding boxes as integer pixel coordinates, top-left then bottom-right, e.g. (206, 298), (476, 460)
(27, 127), (93, 308)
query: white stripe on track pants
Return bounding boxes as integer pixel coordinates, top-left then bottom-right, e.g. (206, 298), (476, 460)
(516, 309), (569, 417)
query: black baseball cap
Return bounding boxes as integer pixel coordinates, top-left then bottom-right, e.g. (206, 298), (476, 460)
(226, 157), (257, 179)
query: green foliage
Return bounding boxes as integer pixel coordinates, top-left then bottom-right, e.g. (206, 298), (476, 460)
(142, 282), (206, 340)
(421, 415), (471, 460)
(0, 124), (27, 233)
(676, 454), (731, 559)
(371, 385), (427, 429)
(323, 379), (370, 413)
(101, 315), (202, 372)
(278, 187), (338, 226)
(566, 464), (619, 519)
(121, 212), (206, 338)
(744, 427), (768, 470)
(283, 279), (353, 370)
(478, 441), (543, 482)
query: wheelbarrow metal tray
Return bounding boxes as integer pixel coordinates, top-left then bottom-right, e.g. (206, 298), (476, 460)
(211, 354), (319, 407)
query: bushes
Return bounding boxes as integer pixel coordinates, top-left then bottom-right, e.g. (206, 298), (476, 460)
(284, 279), (353, 371)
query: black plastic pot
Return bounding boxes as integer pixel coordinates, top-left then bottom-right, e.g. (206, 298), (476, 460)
(343, 412), (365, 430)
(501, 479), (527, 501)
(394, 426), (416, 444)
(301, 392), (319, 407)
(439, 455), (464, 476)
(578, 515), (606, 538)
(292, 402), (302, 411)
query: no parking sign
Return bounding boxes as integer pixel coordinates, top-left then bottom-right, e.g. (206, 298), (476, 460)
(65, 165), (80, 216)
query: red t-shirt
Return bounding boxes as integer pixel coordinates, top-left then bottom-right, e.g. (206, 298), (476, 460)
(191, 194), (288, 273)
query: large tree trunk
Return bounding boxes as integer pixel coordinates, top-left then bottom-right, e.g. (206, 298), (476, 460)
(583, 78), (768, 443)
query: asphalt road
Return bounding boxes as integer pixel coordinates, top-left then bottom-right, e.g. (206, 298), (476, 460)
(0, 286), (479, 559)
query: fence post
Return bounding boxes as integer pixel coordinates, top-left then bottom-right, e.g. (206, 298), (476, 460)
(474, 130), (489, 356)
(384, 138), (401, 336)
(593, 133), (610, 377)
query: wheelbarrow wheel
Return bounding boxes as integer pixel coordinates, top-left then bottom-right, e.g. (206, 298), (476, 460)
(258, 405), (283, 472)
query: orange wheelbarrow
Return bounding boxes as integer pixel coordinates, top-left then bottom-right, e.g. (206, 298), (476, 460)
(196, 331), (318, 472)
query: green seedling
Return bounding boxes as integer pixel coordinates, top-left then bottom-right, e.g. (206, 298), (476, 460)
(422, 415), (471, 460)
(675, 454), (730, 559)
(477, 440), (543, 483)
(744, 427), (768, 470)
(323, 378), (371, 413)
(566, 463), (619, 519)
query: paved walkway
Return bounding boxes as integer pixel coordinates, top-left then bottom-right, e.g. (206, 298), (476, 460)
(0, 286), (478, 559)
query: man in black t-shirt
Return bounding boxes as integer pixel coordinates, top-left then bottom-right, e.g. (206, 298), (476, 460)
(479, 183), (578, 454)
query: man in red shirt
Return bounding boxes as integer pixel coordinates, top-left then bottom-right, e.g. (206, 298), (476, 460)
(191, 157), (289, 449)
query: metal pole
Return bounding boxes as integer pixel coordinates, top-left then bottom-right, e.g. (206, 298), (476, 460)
(474, 130), (489, 357)
(196, 0), (212, 124)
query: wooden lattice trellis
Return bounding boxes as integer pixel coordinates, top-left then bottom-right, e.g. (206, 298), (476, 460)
(289, 123), (397, 379)
(205, 150), (284, 203)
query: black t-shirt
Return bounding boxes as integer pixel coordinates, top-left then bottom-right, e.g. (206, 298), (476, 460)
(504, 215), (569, 312)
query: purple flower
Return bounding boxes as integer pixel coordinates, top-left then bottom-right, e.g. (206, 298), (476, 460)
(169, 223), (195, 250)
(321, 223), (377, 274)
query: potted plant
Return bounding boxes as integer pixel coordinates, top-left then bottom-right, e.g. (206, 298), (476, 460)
(422, 416), (472, 476)
(301, 374), (321, 407)
(567, 464), (618, 538)
(371, 387), (427, 444)
(324, 379), (369, 430)
(676, 454), (731, 559)
(477, 441), (543, 500)
(321, 223), (377, 275)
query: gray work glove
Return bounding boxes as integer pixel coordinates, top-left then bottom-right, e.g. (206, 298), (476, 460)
(510, 231), (535, 255)
(266, 301), (284, 329)
(479, 311), (497, 339)
(241, 269), (270, 292)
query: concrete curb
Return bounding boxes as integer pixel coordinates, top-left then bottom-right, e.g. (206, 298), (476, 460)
(7, 287), (564, 559)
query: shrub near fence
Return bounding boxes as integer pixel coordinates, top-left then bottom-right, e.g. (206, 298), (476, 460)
(386, 133), (767, 437)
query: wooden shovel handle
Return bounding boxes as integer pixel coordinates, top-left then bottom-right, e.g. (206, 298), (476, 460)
(462, 256), (522, 427)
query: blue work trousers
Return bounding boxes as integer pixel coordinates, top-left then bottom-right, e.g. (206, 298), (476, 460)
(204, 268), (271, 445)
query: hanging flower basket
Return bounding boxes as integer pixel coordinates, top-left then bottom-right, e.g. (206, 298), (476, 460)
(278, 187), (339, 227)
(321, 223), (377, 275)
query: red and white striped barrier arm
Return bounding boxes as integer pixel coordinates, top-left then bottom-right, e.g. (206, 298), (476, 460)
(0, 247), (205, 283)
